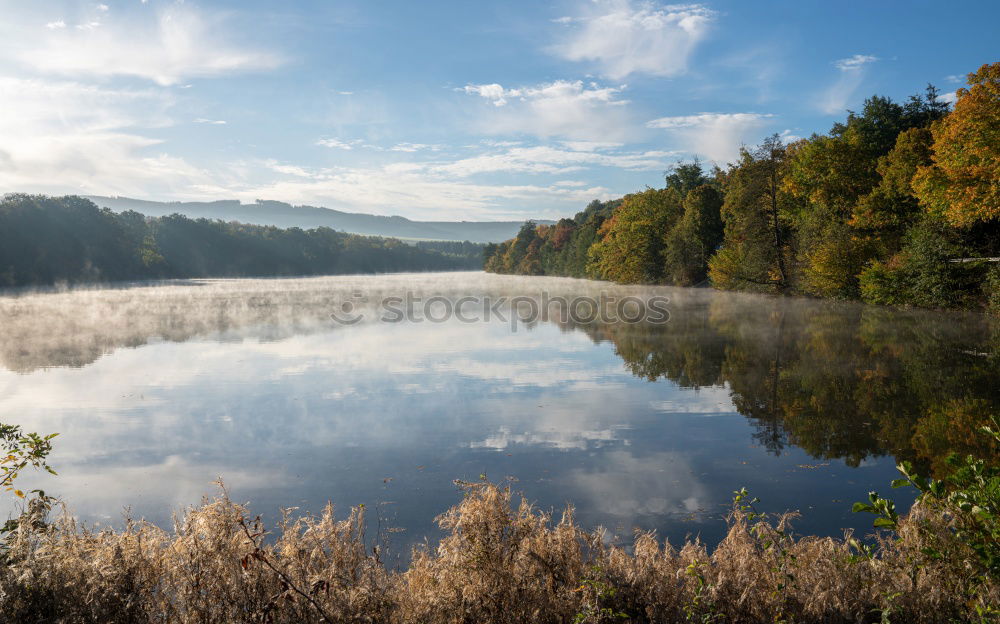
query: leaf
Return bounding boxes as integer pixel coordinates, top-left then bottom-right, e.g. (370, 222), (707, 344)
(873, 517), (897, 529)
(852, 502), (872, 513)
(13, 489), (23, 498)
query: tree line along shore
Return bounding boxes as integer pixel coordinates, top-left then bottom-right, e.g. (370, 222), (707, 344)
(0, 194), (484, 288)
(485, 63), (1000, 314)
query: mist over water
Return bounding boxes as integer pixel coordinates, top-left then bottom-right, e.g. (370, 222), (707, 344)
(1, 272), (997, 552)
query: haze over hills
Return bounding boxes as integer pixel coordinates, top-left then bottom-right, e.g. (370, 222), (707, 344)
(87, 196), (553, 244)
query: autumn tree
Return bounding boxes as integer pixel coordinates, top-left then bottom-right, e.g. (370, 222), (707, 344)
(913, 62), (1000, 226)
(587, 188), (684, 284)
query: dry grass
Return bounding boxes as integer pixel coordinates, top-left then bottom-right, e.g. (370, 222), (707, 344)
(1, 481), (995, 623)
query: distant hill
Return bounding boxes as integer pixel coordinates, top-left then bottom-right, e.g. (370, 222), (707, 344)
(0, 195), (484, 288)
(87, 196), (551, 243)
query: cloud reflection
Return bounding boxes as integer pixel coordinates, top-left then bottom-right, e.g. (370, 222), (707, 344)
(2, 271), (988, 548)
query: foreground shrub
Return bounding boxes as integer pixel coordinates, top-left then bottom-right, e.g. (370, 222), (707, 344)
(1, 478), (997, 624)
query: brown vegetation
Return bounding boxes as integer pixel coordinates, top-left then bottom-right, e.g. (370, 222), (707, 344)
(1, 480), (996, 623)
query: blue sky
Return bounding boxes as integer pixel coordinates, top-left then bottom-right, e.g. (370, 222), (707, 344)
(0, 1), (995, 220)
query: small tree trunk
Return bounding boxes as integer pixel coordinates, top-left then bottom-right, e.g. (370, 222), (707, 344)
(769, 172), (788, 289)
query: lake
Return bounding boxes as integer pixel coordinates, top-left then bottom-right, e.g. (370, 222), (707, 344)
(1, 272), (997, 555)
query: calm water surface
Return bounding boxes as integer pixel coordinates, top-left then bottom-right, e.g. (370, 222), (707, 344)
(2, 272), (997, 552)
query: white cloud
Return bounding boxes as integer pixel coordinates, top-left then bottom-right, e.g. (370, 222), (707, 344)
(552, 1), (716, 79)
(264, 161), (314, 178)
(939, 91), (958, 104)
(820, 54), (878, 115)
(0, 85), (627, 218)
(481, 140), (523, 148)
(779, 128), (802, 144)
(565, 450), (710, 525)
(97, 3), (109, 11)
(431, 145), (673, 177)
(239, 140), (682, 218)
(559, 140), (624, 152)
(471, 425), (620, 450)
(389, 142), (442, 152)
(0, 3), (655, 221)
(316, 138), (363, 150)
(833, 54), (878, 71)
(461, 80), (635, 141)
(7, 4), (282, 85)
(647, 112), (772, 163)
(463, 83), (510, 106)
(650, 385), (734, 414)
(0, 77), (214, 198)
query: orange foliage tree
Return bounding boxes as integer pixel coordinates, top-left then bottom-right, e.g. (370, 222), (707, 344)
(913, 62), (1000, 226)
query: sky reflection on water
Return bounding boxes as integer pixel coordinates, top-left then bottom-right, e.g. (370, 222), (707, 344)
(2, 272), (996, 552)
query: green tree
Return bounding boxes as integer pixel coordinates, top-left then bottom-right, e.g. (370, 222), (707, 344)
(858, 215), (975, 308)
(784, 93), (946, 298)
(484, 241), (511, 273)
(664, 159), (709, 196)
(0, 195), (472, 287)
(709, 136), (793, 292)
(852, 127), (934, 236)
(662, 185), (724, 285)
(783, 101), (901, 297)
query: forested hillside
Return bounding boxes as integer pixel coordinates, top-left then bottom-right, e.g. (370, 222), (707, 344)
(0, 195), (481, 287)
(88, 196), (546, 243)
(485, 63), (1000, 311)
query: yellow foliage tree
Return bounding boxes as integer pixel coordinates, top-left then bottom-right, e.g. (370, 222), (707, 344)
(587, 188), (683, 284)
(913, 63), (1000, 226)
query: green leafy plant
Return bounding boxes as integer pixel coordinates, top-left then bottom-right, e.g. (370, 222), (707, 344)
(572, 567), (628, 624)
(852, 490), (902, 531)
(682, 560), (721, 623)
(0, 424), (57, 498)
(731, 488), (798, 623)
(0, 423), (58, 542)
(853, 416), (1000, 620)
(879, 418), (1000, 576)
